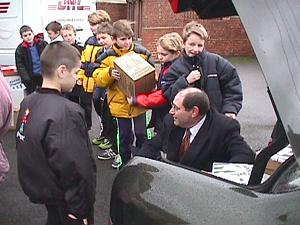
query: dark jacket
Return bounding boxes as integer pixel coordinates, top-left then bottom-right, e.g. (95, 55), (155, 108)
(15, 37), (48, 87)
(67, 41), (84, 97)
(16, 88), (96, 220)
(162, 51), (243, 115)
(72, 41), (84, 54)
(138, 108), (255, 171)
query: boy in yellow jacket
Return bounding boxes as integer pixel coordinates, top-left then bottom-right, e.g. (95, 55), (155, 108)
(93, 20), (154, 169)
(77, 10), (110, 130)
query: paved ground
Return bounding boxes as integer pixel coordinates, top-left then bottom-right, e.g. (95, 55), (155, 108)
(0, 56), (276, 225)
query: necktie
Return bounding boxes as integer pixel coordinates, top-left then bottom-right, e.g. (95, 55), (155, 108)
(178, 129), (191, 160)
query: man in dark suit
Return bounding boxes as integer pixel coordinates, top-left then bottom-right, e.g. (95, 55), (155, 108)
(137, 87), (255, 172)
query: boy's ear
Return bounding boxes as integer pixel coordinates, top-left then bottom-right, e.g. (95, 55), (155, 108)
(57, 65), (67, 79)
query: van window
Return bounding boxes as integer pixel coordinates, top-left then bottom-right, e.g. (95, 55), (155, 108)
(271, 160), (300, 193)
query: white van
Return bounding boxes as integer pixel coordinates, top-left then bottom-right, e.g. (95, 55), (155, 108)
(0, 0), (96, 66)
(0, 0), (96, 127)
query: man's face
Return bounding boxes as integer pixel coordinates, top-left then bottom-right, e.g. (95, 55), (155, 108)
(115, 36), (132, 50)
(61, 61), (81, 93)
(157, 44), (180, 63)
(184, 33), (205, 57)
(21, 31), (34, 44)
(61, 29), (76, 45)
(47, 30), (60, 41)
(169, 92), (193, 128)
(96, 33), (113, 49)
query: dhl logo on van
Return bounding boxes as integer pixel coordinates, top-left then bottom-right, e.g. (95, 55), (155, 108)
(48, 0), (90, 11)
(0, 2), (10, 14)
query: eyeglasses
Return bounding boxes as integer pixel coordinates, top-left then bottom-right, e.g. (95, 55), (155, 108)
(171, 103), (181, 112)
(171, 103), (193, 112)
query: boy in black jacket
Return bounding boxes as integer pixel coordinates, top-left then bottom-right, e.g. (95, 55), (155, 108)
(16, 42), (96, 225)
(162, 21), (243, 119)
(15, 25), (48, 94)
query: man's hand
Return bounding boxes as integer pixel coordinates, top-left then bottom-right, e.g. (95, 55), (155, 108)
(186, 70), (201, 84)
(111, 69), (120, 80)
(225, 113), (237, 119)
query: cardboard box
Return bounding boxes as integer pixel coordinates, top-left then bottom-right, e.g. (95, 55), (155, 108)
(113, 52), (156, 97)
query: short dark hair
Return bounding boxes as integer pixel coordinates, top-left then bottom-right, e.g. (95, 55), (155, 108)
(182, 88), (210, 115)
(19, 25), (33, 36)
(45, 21), (62, 32)
(41, 42), (81, 77)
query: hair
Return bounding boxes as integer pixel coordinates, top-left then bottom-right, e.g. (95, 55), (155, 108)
(112, 20), (134, 38)
(157, 32), (183, 53)
(88, 10), (111, 25)
(182, 21), (209, 42)
(96, 22), (113, 35)
(41, 42), (81, 77)
(45, 21), (62, 33)
(181, 88), (210, 115)
(19, 25), (33, 36)
(61, 24), (76, 35)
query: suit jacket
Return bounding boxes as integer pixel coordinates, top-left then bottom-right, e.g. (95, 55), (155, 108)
(138, 108), (255, 171)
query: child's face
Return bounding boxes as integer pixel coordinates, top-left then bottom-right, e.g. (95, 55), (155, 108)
(96, 33), (113, 49)
(184, 33), (205, 57)
(61, 61), (81, 93)
(21, 31), (34, 44)
(90, 24), (99, 35)
(61, 29), (76, 45)
(115, 36), (132, 50)
(47, 30), (60, 41)
(157, 44), (180, 63)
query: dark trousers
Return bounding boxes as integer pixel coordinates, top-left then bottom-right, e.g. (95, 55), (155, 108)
(80, 92), (93, 129)
(25, 76), (43, 94)
(92, 87), (106, 117)
(103, 101), (117, 151)
(65, 84), (84, 104)
(92, 87), (109, 137)
(45, 204), (83, 225)
(116, 113), (146, 164)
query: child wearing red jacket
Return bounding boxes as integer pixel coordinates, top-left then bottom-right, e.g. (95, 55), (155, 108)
(128, 32), (183, 133)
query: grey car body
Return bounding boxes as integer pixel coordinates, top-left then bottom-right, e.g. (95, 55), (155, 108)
(109, 0), (300, 224)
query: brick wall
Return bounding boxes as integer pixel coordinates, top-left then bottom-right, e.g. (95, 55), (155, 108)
(97, 0), (254, 58)
(96, 3), (127, 22)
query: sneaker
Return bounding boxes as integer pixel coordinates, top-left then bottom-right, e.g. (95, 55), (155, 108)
(112, 154), (122, 169)
(92, 136), (105, 145)
(98, 138), (112, 150)
(97, 149), (116, 160)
